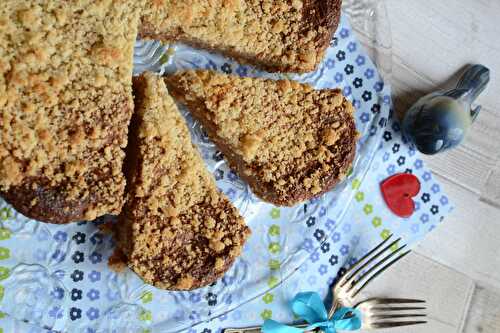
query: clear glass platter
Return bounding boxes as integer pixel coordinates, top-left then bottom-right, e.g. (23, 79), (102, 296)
(0, 1), (393, 332)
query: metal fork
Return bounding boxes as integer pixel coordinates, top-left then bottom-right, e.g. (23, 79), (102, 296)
(328, 234), (411, 316)
(223, 298), (427, 332)
(224, 234), (416, 333)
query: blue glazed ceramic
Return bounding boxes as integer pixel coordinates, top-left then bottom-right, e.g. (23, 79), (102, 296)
(402, 64), (490, 155)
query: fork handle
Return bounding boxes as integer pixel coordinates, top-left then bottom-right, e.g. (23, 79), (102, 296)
(224, 323), (314, 333)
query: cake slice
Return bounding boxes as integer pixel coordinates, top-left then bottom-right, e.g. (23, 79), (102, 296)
(114, 73), (250, 290)
(0, 1), (143, 223)
(139, 0), (341, 73)
(165, 70), (357, 206)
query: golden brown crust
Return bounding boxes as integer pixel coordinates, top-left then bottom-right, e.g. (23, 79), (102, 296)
(139, 0), (342, 73)
(0, 1), (143, 223)
(115, 73), (250, 290)
(165, 70), (357, 206)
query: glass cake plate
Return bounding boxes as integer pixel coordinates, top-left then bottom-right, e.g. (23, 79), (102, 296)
(0, 1), (393, 332)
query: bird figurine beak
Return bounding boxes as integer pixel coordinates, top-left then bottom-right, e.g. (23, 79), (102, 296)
(402, 64), (490, 155)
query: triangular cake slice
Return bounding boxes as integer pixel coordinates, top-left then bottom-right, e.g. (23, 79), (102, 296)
(0, 1), (143, 223)
(114, 73), (250, 290)
(165, 70), (357, 206)
(139, 0), (341, 73)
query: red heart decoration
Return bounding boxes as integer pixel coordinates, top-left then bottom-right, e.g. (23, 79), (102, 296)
(380, 173), (421, 218)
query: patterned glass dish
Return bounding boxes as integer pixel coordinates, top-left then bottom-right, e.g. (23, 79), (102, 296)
(0, 1), (392, 332)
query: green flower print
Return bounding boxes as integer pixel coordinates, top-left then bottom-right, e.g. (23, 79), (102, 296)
(270, 208), (280, 219)
(268, 225), (280, 237)
(269, 259), (280, 270)
(372, 217), (382, 228)
(141, 291), (153, 304)
(263, 293), (274, 304)
(381, 229), (391, 240)
(261, 309), (272, 320)
(0, 229), (10, 241)
(363, 204), (373, 215)
(139, 310), (152, 322)
(355, 192), (364, 202)
(352, 179), (361, 190)
(0, 268), (9, 281)
(268, 276), (279, 288)
(268, 243), (281, 254)
(0, 208), (11, 221)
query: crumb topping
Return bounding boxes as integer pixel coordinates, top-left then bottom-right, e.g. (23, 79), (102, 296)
(0, 1), (143, 220)
(165, 70), (357, 206)
(117, 73), (250, 290)
(140, 0), (341, 72)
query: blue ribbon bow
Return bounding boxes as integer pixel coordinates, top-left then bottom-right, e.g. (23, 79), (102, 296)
(262, 292), (362, 333)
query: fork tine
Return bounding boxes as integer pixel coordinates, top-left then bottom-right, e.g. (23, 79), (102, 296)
(339, 235), (396, 287)
(369, 298), (426, 304)
(341, 236), (402, 288)
(368, 321), (427, 329)
(351, 249), (411, 298)
(371, 306), (426, 311)
(370, 314), (427, 319)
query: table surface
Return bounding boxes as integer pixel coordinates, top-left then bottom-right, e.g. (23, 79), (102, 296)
(361, 1), (500, 332)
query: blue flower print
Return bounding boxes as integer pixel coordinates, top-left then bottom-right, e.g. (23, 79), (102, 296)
(332, 232), (341, 243)
(340, 245), (350, 256)
(235, 66), (248, 77)
(347, 42), (357, 52)
(318, 264), (328, 275)
(420, 213), (429, 223)
(310, 251), (320, 263)
(50, 287), (64, 300)
(226, 188), (237, 200)
(89, 252), (102, 264)
(360, 112), (370, 123)
(422, 172), (432, 181)
(87, 289), (100, 301)
(319, 207), (327, 217)
(49, 306), (63, 319)
(387, 164), (396, 175)
(334, 72), (343, 83)
(205, 60), (217, 70)
(364, 68), (375, 79)
(37, 228), (50, 241)
(431, 184), (441, 194)
(339, 28), (349, 38)
(325, 219), (336, 230)
(382, 152), (390, 162)
(228, 171), (239, 181)
(383, 95), (391, 105)
(414, 201), (421, 212)
(90, 233), (103, 245)
(342, 223), (351, 233)
(325, 58), (335, 69)
(190, 292), (201, 303)
(53, 231), (67, 243)
(86, 307), (99, 321)
(353, 99), (361, 109)
(414, 159), (423, 169)
(355, 55), (365, 66)
(89, 270), (101, 282)
(307, 275), (317, 286)
(303, 238), (314, 252)
(373, 81), (384, 92)
(343, 86), (352, 97)
(51, 249), (66, 263)
(34, 249), (47, 262)
(411, 224), (420, 233)
(440, 196), (449, 206)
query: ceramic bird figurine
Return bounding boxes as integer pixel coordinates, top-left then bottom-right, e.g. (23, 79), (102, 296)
(402, 64), (490, 155)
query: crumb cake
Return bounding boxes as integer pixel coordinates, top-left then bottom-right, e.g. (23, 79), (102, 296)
(165, 70), (357, 206)
(114, 73), (250, 290)
(0, 1), (143, 223)
(139, 0), (342, 73)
